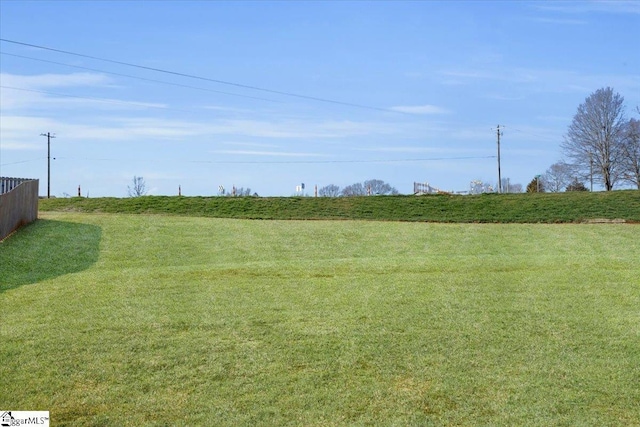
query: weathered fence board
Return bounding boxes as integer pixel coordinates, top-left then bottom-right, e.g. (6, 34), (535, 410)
(0, 178), (39, 241)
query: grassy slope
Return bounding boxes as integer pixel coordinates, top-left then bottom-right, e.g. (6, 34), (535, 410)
(2, 212), (639, 426)
(39, 190), (640, 223)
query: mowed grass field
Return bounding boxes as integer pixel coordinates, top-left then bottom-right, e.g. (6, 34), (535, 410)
(1, 212), (639, 426)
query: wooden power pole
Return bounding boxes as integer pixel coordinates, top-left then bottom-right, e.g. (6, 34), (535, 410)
(40, 132), (56, 198)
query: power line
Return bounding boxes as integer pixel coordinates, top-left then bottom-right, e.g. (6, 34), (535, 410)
(186, 155), (497, 164)
(508, 126), (557, 141)
(53, 155), (496, 165)
(0, 38), (401, 113)
(0, 158), (46, 167)
(0, 52), (283, 104)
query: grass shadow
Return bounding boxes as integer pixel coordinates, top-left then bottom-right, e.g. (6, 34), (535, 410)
(0, 219), (102, 292)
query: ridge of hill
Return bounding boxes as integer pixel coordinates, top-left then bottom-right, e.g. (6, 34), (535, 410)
(39, 191), (640, 223)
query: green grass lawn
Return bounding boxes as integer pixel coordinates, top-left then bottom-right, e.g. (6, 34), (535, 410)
(1, 212), (639, 426)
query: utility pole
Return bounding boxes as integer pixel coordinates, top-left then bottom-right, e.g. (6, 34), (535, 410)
(40, 132), (56, 198)
(496, 125), (503, 193)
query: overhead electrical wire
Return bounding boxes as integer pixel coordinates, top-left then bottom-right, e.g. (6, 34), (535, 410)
(183, 155), (498, 164)
(0, 52), (283, 104)
(49, 155), (497, 165)
(0, 40), (497, 173)
(0, 158), (46, 167)
(508, 126), (557, 141)
(0, 38), (403, 113)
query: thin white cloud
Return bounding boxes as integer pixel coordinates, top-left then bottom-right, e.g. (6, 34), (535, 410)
(0, 142), (40, 151)
(482, 93), (526, 101)
(2, 86), (169, 110)
(536, 115), (573, 123)
(0, 114), (410, 148)
(355, 146), (490, 155)
(202, 105), (259, 113)
(391, 105), (450, 115)
(534, 0), (640, 14)
(451, 128), (495, 141)
(531, 17), (588, 25)
(220, 141), (279, 148)
(211, 150), (326, 158)
(356, 146), (443, 153)
(1, 73), (167, 111)
(0, 115), (199, 145)
(0, 116), (60, 150)
(439, 67), (640, 95)
(205, 119), (399, 139)
(0, 72), (111, 89)
(77, 118), (200, 140)
(0, 115), (59, 132)
(440, 68), (537, 84)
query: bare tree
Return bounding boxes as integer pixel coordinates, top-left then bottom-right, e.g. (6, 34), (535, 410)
(364, 179), (399, 195)
(227, 187), (252, 197)
(340, 179), (398, 196)
(561, 87), (627, 191)
(500, 178), (523, 193)
(127, 176), (147, 197)
(620, 118), (640, 189)
(341, 183), (366, 197)
(509, 183), (523, 193)
(542, 161), (573, 192)
(318, 184), (341, 197)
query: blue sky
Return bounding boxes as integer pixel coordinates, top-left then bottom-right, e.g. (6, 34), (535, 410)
(1, 1), (639, 197)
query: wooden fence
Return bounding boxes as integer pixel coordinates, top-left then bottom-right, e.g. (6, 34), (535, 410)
(0, 177), (39, 241)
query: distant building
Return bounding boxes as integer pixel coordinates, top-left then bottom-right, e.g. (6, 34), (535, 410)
(413, 182), (450, 195)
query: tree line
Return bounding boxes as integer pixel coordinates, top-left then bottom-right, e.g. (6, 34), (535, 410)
(318, 179), (399, 197)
